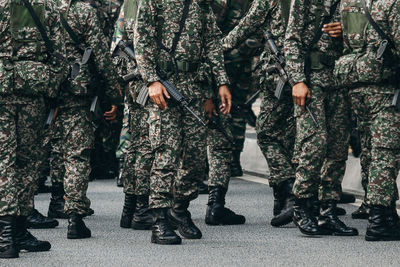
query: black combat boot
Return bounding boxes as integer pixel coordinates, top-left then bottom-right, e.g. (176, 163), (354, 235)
(167, 200), (202, 239)
(352, 202), (369, 219)
(231, 151), (243, 177)
(205, 186), (245, 225)
(365, 205), (400, 241)
(132, 195), (153, 230)
(37, 176), (51, 194)
(271, 184), (285, 216)
(198, 181), (209, 195)
(318, 200), (358, 236)
(151, 208), (181, 245)
(27, 209), (59, 229)
(310, 196), (346, 217)
(386, 202), (399, 228)
(338, 192), (356, 204)
(293, 198), (322, 235)
(67, 213), (91, 239)
(0, 216), (18, 258)
(271, 179), (295, 227)
(48, 182), (68, 219)
(120, 194), (136, 228)
(15, 216), (51, 252)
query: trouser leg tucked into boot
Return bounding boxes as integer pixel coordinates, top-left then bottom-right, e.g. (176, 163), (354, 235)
(271, 178), (295, 227)
(151, 208), (181, 245)
(293, 198), (322, 236)
(67, 213), (91, 239)
(27, 209), (59, 229)
(167, 200), (202, 239)
(205, 186), (245, 225)
(15, 216), (51, 252)
(365, 205), (400, 241)
(132, 195), (153, 230)
(48, 182), (68, 219)
(231, 150), (243, 177)
(120, 194), (136, 228)
(0, 216), (18, 258)
(318, 200), (358, 236)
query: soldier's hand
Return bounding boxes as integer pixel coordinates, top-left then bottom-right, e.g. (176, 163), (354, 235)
(292, 82), (310, 111)
(104, 105), (118, 121)
(148, 81), (170, 110)
(322, 22), (342, 38)
(204, 98), (217, 120)
(218, 85), (232, 114)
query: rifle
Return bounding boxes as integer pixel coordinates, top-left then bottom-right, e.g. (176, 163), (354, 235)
(264, 30), (319, 128)
(116, 40), (207, 127)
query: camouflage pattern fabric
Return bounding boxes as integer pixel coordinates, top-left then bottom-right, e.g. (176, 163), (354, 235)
(334, 0), (400, 206)
(207, 112), (233, 189)
(0, 0), (66, 216)
(284, 0), (350, 201)
(49, 0), (122, 214)
(212, 0), (254, 154)
(222, 0), (296, 187)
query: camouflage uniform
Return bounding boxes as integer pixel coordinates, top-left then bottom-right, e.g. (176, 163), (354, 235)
(0, 0), (66, 217)
(284, 0), (351, 201)
(50, 0), (122, 215)
(134, 0), (229, 208)
(212, 0), (254, 159)
(334, 0), (400, 207)
(222, 0), (296, 187)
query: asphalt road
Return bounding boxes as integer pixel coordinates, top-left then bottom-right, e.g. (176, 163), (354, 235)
(1, 177), (399, 267)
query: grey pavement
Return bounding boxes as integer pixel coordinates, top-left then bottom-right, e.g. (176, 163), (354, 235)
(1, 178), (400, 267)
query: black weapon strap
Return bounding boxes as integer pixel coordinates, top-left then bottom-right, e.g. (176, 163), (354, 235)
(360, 0), (395, 49)
(305, 0), (340, 81)
(21, 0), (65, 62)
(157, 0), (192, 56)
(60, 14), (84, 51)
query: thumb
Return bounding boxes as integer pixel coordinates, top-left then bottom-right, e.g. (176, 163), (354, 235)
(162, 86), (170, 99)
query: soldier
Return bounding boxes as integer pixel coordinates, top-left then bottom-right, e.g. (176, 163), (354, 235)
(0, 0), (67, 258)
(334, 0), (400, 241)
(221, 0), (296, 227)
(134, 0), (231, 244)
(284, 0), (358, 236)
(213, 0), (256, 177)
(49, 0), (122, 239)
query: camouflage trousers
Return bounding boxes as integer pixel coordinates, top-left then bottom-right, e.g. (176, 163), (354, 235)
(226, 61), (253, 153)
(0, 97), (45, 217)
(146, 99), (206, 209)
(350, 88), (400, 206)
(293, 86), (351, 201)
(123, 100), (152, 196)
(50, 106), (94, 215)
(116, 96), (132, 160)
(207, 113), (233, 189)
(256, 88), (296, 187)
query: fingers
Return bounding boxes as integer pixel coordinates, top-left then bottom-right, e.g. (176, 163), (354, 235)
(162, 86), (170, 99)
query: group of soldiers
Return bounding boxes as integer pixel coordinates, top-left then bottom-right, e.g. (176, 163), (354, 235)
(0, 0), (399, 259)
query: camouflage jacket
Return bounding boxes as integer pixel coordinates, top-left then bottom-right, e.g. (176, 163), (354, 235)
(134, 0), (229, 98)
(0, 0), (67, 102)
(284, 0), (343, 89)
(334, 0), (400, 93)
(62, 0), (122, 106)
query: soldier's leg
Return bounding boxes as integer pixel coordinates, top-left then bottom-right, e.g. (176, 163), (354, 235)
(206, 112), (245, 225)
(167, 99), (205, 239)
(147, 103), (182, 245)
(292, 86), (327, 235)
(256, 89), (296, 227)
(350, 93), (372, 219)
(362, 92), (400, 241)
(317, 90), (358, 236)
(116, 96), (132, 187)
(132, 107), (153, 230)
(15, 99), (51, 251)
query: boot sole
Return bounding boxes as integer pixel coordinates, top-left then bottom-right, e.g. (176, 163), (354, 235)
(0, 248), (19, 258)
(365, 234), (400, 241)
(67, 234), (91, 239)
(151, 235), (182, 245)
(27, 222), (59, 229)
(293, 220), (324, 236)
(18, 243), (51, 252)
